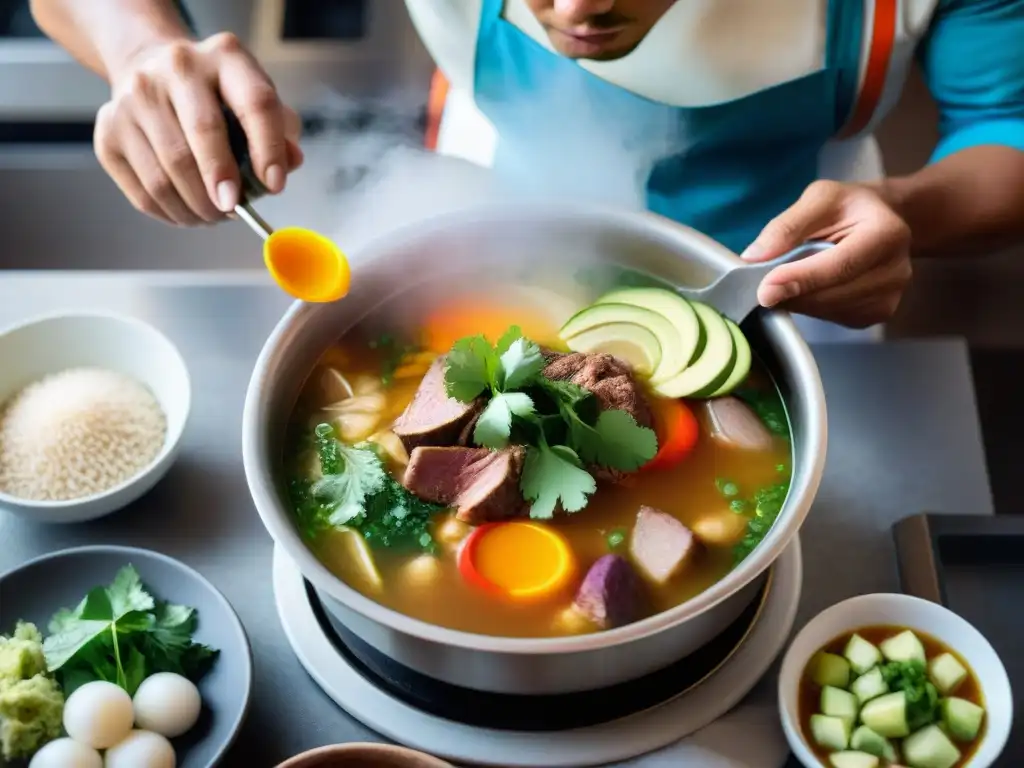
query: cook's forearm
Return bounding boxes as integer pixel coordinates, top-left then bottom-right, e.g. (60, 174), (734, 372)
(30, 0), (190, 81)
(877, 145), (1024, 259)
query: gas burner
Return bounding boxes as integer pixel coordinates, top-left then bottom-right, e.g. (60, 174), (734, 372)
(273, 539), (802, 767)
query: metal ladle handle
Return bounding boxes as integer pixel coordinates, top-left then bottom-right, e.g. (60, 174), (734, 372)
(223, 107), (274, 241)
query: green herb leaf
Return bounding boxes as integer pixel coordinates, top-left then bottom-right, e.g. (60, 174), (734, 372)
(881, 660), (940, 730)
(606, 529), (627, 549)
(498, 337), (545, 391)
(580, 410), (658, 472)
(716, 478), (740, 497)
(495, 325), (523, 356)
(473, 392), (536, 449)
(43, 565), (218, 697)
(733, 481), (790, 562)
(311, 441), (388, 526)
(444, 335), (497, 402)
(520, 444), (596, 520)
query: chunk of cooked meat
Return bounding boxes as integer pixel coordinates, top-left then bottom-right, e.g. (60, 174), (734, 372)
(542, 352), (653, 430)
(703, 396), (773, 452)
(392, 357), (483, 451)
(402, 446), (528, 525)
(574, 554), (647, 629)
(543, 351), (654, 484)
(629, 505), (698, 584)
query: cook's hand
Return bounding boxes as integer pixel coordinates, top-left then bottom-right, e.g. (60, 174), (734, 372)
(741, 180), (913, 328)
(94, 33), (303, 226)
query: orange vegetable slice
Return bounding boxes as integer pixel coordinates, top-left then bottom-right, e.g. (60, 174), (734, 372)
(458, 522), (575, 600)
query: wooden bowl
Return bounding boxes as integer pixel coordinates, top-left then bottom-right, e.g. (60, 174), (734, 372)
(275, 743), (454, 768)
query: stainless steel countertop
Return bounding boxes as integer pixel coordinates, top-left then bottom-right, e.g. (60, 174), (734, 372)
(0, 272), (995, 767)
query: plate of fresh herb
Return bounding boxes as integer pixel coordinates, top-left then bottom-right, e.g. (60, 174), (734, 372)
(0, 545), (251, 767)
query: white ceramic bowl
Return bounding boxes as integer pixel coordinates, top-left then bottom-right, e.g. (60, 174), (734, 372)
(0, 312), (191, 523)
(778, 593), (1012, 768)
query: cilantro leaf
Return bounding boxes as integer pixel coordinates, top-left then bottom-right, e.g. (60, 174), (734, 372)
(44, 565), (220, 697)
(473, 392), (536, 449)
(311, 441), (388, 525)
(537, 378), (657, 472)
(498, 337), (545, 390)
(107, 563), (156, 617)
(520, 444), (597, 520)
(444, 335), (497, 401)
(495, 325), (523, 355)
(579, 410), (658, 471)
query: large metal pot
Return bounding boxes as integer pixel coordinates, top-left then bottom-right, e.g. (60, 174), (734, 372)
(243, 204), (827, 695)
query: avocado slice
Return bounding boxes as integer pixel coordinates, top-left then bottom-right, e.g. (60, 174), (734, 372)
(561, 321), (662, 377)
(594, 287), (702, 371)
(560, 302), (682, 382)
(705, 317), (751, 397)
(654, 302), (736, 398)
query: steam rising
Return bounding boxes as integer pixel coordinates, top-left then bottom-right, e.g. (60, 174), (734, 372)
(303, 68), (684, 260)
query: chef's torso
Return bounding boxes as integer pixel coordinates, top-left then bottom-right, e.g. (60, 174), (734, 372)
(406, 0), (940, 341)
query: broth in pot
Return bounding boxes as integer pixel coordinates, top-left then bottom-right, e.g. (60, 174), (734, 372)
(284, 279), (792, 638)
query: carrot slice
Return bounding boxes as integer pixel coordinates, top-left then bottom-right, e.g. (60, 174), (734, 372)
(458, 522), (575, 600)
(645, 398), (699, 471)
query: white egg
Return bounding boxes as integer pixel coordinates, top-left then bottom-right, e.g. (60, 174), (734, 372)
(28, 737), (103, 768)
(132, 672), (202, 738)
(104, 730), (176, 768)
(63, 681), (134, 749)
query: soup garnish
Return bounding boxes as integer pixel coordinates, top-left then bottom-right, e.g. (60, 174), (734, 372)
(284, 285), (793, 637)
(800, 627), (986, 768)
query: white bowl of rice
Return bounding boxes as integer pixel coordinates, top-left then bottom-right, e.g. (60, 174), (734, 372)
(0, 311), (190, 523)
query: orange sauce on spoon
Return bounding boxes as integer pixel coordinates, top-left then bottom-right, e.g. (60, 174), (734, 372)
(264, 227), (351, 303)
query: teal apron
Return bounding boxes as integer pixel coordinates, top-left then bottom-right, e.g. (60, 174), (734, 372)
(473, 0), (864, 256)
(472, 1), (870, 349)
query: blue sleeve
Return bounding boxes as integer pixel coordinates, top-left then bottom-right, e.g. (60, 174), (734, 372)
(917, 0), (1024, 162)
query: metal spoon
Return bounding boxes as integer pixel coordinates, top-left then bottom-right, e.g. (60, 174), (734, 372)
(681, 240), (834, 323)
(223, 109), (350, 302)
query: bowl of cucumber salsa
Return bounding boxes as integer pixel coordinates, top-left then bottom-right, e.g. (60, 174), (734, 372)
(778, 593), (1012, 768)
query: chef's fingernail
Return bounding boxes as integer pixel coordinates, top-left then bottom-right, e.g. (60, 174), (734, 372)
(265, 164), (285, 193)
(216, 180), (238, 212)
(740, 242), (765, 261)
(759, 283), (799, 307)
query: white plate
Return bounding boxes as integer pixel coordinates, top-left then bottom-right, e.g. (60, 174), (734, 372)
(273, 538), (802, 767)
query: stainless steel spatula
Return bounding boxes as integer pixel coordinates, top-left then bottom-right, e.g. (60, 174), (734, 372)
(682, 241), (834, 323)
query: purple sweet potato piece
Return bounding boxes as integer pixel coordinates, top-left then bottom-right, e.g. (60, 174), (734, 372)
(629, 506), (698, 584)
(573, 554), (646, 629)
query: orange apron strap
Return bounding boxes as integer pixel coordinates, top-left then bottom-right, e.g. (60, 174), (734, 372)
(425, 70), (450, 151)
(839, 0), (898, 138)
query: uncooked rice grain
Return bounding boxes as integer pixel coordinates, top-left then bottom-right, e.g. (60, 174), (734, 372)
(0, 367), (167, 501)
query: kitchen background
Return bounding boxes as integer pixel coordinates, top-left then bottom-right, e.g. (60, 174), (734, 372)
(0, 0), (1019, 511)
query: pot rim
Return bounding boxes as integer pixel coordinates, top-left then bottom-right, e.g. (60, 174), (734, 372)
(243, 202), (827, 656)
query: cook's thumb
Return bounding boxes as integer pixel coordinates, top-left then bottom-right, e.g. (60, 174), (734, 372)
(741, 181), (842, 263)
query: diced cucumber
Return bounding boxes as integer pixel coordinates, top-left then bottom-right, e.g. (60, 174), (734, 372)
(653, 301), (736, 398)
(844, 634), (882, 675)
(902, 724), (962, 768)
(705, 317), (751, 397)
(829, 752), (880, 768)
(860, 692), (910, 738)
(822, 685), (860, 726)
(880, 630), (926, 664)
(940, 696), (985, 742)
(810, 651), (852, 689)
(928, 653), (968, 696)
(850, 667), (889, 704)
(810, 713), (851, 751)
(851, 725), (898, 761)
